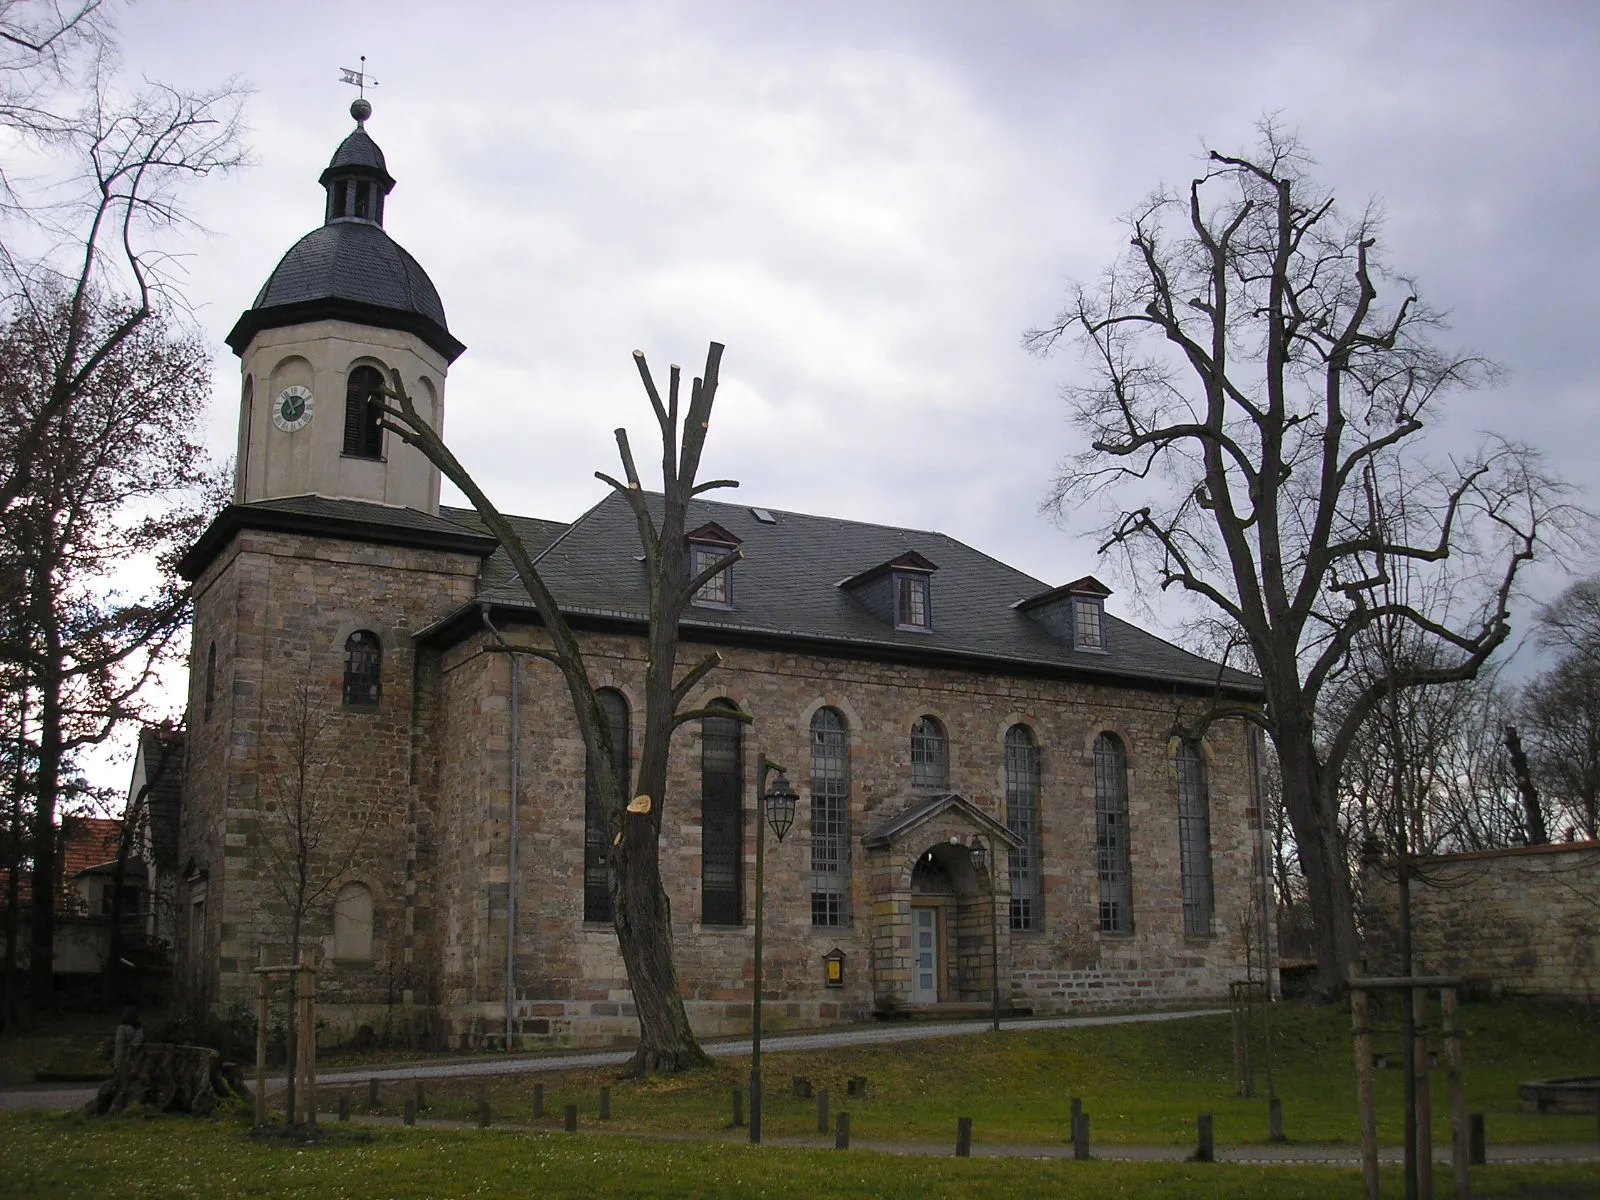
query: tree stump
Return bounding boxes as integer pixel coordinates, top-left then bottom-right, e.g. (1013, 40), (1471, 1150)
(86, 1044), (248, 1117)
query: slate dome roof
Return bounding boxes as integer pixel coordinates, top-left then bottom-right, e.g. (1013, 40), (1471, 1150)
(226, 109), (463, 363)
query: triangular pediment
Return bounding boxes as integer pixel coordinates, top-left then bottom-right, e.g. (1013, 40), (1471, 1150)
(860, 791), (1021, 851)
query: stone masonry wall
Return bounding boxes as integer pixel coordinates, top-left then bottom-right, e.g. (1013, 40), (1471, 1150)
(179, 528), (481, 1036)
(434, 622), (1265, 1048)
(1361, 842), (1600, 1001)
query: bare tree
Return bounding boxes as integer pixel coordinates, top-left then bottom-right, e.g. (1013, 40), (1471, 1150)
(1026, 123), (1571, 995)
(379, 345), (741, 1074)
(1521, 648), (1600, 842)
(254, 679), (375, 1124)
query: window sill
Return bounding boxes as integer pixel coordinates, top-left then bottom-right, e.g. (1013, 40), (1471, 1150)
(340, 453), (387, 464)
(696, 921), (747, 932)
(1099, 930), (1136, 940)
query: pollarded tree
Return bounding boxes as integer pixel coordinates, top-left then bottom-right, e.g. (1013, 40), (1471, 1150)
(380, 346), (740, 1074)
(1026, 124), (1570, 995)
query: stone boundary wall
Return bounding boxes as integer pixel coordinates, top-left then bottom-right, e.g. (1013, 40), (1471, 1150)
(1361, 841), (1600, 1002)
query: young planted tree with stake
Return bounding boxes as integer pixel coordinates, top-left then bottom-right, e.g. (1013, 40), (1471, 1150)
(379, 344), (740, 1074)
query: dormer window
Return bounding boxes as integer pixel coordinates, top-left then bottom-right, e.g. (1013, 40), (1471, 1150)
(1015, 574), (1113, 652)
(896, 573), (930, 630)
(840, 551), (938, 633)
(1073, 596), (1104, 650)
(686, 521), (741, 610)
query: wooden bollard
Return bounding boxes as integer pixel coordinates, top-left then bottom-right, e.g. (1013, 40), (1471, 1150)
(403, 1097), (416, 1126)
(1269, 1096), (1284, 1141)
(731, 1087), (744, 1127)
(1073, 1111), (1091, 1160)
(368, 1078), (380, 1108)
(1196, 1113), (1215, 1163)
(338, 1091), (350, 1122)
(955, 1116), (973, 1157)
(414, 1080), (426, 1111)
(1070, 1096), (1082, 1131)
(817, 1088), (829, 1134)
(564, 1103), (578, 1132)
(599, 1086), (611, 1120)
(533, 1082), (545, 1118)
(835, 1111), (851, 1150)
(475, 1084), (490, 1128)
(793, 1076), (812, 1099)
(847, 1075), (868, 1099)
(1469, 1113), (1486, 1165)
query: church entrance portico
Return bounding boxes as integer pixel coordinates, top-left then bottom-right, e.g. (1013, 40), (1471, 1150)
(861, 793), (1020, 1013)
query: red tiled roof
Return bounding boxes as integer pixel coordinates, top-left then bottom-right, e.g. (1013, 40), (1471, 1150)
(59, 817), (124, 879)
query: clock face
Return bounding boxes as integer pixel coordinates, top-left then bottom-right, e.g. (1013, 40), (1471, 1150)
(273, 385), (314, 432)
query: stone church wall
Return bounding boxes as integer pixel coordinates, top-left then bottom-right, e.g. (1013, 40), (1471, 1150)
(1361, 842), (1600, 1001)
(432, 622), (1266, 1049)
(178, 528), (481, 1038)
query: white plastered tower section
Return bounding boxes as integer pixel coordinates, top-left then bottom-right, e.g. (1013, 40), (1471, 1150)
(226, 97), (462, 516)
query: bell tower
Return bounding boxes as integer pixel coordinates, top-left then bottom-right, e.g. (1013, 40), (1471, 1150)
(225, 99), (465, 515)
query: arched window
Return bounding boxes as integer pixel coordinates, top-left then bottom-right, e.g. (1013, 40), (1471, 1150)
(333, 882), (373, 961)
(342, 365), (385, 459)
(1094, 732), (1132, 934)
(584, 689), (630, 923)
(1005, 725), (1042, 931)
(1177, 739), (1214, 936)
(204, 642), (217, 722)
(701, 699), (743, 925)
(343, 631), (382, 708)
(809, 708), (849, 927)
(910, 716), (947, 789)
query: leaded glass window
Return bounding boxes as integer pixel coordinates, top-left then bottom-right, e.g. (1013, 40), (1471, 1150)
(584, 689), (630, 923)
(1005, 725), (1041, 931)
(701, 700), (743, 925)
(809, 707), (849, 926)
(910, 715), (947, 789)
(1177, 739), (1214, 936)
(1095, 732), (1133, 934)
(342, 630), (381, 709)
(690, 542), (732, 607)
(1074, 597), (1105, 650)
(896, 573), (930, 629)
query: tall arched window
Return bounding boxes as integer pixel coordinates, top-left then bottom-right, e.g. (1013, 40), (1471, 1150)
(343, 631), (382, 708)
(333, 882), (373, 961)
(910, 715), (947, 789)
(1177, 739), (1214, 936)
(809, 708), (849, 927)
(342, 365), (385, 459)
(701, 699), (743, 925)
(203, 642), (217, 722)
(584, 689), (630, 923)
(1094, 732), (1133, 934)
(1004, 725), (1041, 930)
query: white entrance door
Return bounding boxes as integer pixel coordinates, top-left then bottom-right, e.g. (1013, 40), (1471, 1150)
(912, 907), (938, 1003)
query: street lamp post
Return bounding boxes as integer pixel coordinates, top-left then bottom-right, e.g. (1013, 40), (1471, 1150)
(970, 837), (1001, 1033)
(750, 754), (797, 1145)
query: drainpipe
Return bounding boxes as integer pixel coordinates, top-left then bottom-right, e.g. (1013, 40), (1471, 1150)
(481, 608), (519, 1052)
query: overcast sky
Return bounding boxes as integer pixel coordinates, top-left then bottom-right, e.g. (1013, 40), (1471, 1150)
(79, 0), (1600, 782)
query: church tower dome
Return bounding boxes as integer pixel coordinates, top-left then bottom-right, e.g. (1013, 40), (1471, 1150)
(227, 100), (462, 515)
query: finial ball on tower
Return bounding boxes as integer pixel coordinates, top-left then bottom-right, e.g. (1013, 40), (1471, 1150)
(351, 97), (372, 124)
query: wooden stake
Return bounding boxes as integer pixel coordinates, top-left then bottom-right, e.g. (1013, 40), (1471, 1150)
(254, 966), (268, 1128)
(955, 1116), (972, 1157)
(835, 1111), (850, 1150)
(1442, 988), (1471, 1199)
(1414, 987), (1433, 1199)
(1353, 987), (1379, 1200)
(1196, 1113), (1214, 1163)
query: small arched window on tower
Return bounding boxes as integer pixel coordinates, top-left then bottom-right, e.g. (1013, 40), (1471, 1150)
(343, 631), (382, 709)
(342, 365), (385, 460)
(203, 642), (217, 722)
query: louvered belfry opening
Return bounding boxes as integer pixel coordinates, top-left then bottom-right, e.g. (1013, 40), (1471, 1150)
(343, 365), (385, 459)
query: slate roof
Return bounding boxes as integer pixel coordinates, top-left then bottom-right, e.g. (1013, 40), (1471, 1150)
(458, 491), (1261, 697)
(136, 728), (185, 870)
(328, 126), (387, 174)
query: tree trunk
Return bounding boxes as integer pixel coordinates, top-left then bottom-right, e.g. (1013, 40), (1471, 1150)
(1275, 727), (1360, 996)
(27, 646), (63, 1009)
(86, 1042), (247, 1117)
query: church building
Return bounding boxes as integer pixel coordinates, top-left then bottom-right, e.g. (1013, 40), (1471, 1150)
(175, 101), (1268, 1049)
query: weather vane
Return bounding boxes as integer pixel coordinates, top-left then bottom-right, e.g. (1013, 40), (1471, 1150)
(338, 55), (378, 99)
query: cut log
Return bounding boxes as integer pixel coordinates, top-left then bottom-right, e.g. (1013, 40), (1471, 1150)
(86, 1043), (248, 1117)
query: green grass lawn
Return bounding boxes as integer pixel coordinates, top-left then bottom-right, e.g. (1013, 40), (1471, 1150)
(313, 999), (1600, 1150)
(2, 1113), (1597, 1200)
